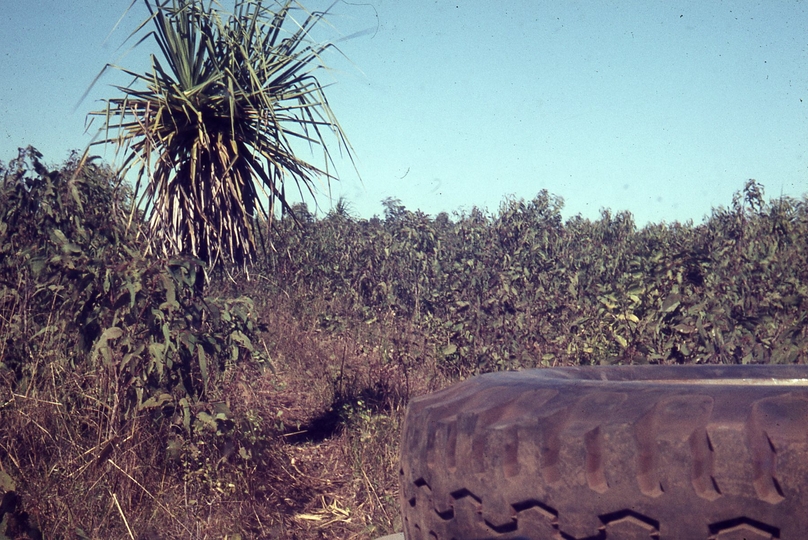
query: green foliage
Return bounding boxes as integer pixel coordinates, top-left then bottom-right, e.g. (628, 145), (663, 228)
(0, 146), (264, 428)
(252, 183), (808, 376)
(0, 147), (279, 537)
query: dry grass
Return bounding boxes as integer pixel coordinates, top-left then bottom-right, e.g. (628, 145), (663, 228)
(0, 293), (449, 539)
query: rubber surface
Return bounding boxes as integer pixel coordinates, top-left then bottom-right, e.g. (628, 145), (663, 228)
(399, 365), (808, 539)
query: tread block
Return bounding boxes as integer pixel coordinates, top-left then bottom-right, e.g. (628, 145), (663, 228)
(512, 498), (558, 523)
(513, 499), (560, 539)
(557, 509), (604, 539)
(635, 394), (714, 498)
(746, 395), (808, 505)
(745, 429), (785, 504)
(584, 427), (609, 493)
(515, 506), (559, 537)
(689, 428), (722, 501)
(710, 517), (779, 540)
(481, 493), (517, 531)
(450, 490), (484, 535)
(601, 509), (659, 539)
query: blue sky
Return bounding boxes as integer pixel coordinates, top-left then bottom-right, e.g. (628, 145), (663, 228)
(1, 1), (806, 226)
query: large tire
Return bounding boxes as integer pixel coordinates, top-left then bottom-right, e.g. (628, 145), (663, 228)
(399, 365), (808, 539)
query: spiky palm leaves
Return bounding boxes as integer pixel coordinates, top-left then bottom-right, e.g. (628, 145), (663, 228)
(89, 0), (352, 268)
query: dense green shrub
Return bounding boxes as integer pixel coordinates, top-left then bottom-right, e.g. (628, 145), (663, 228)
(0, 147), (263, 412)
(0, 148), (278, 536)
(251, 181), (808, 376)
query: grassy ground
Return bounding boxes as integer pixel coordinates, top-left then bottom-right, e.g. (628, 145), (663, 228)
(238, 295), (450, 539)
(0, 292), (450, 540)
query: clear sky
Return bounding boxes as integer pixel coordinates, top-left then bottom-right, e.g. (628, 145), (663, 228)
(1, 1), (806, 226)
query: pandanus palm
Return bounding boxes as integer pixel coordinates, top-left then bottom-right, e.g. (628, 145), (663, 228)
(88, 0), (353, 268)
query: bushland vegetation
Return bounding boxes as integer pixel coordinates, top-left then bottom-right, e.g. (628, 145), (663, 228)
(0, 147), (806, 538)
